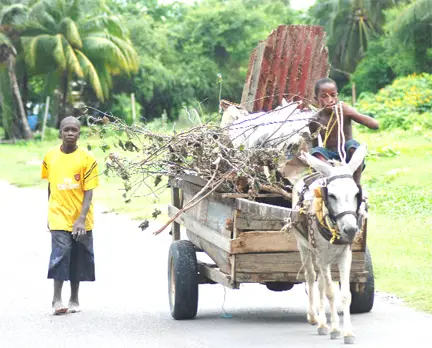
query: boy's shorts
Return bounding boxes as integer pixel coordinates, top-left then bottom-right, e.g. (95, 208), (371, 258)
(310, 139), (365, 170)
(48, 230), (95, 282)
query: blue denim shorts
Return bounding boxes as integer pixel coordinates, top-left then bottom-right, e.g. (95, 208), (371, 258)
(48, 230), (95, 282)
(310, 139), (365, 170)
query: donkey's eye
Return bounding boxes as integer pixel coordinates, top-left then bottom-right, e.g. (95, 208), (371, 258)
(328, 194), (336, 200)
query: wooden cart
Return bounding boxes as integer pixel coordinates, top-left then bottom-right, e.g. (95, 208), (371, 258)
(167, 175), (375, 320)
(167, 24), (374, 320)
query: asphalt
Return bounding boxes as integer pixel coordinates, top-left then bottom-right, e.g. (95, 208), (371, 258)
(1, 181), (431, 348)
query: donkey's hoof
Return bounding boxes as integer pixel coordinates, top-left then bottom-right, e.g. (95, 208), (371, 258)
(307, 314), (318, 325)
(318, 326), (329, 336)
(330, 330), (341, 340)
(344, 336), (355, 345)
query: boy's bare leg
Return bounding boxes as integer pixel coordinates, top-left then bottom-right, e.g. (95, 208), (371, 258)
(69, 282), (80, 313)
(52, 280), (68, 314)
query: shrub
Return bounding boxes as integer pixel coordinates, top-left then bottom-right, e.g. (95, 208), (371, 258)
(356, 73), (432, 130)
(112, 93), (143, 126)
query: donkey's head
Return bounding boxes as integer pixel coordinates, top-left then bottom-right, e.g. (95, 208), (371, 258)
(300, 145), (367, 243)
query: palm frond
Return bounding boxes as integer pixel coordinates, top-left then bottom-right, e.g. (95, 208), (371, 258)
(0, 4), (29, 27)
(27, 2), (58, 34)
(24, 34), (56, 70)
(391, 0), (432, 43)
(64, 38), (83, 77)
(80, 15), (129, 39)
(59, 17), (82, 49)
(95, 64), (112, 100)
(82, 36), (130, 73)
(88, 32), (139, 73)
(75, 49), (104, 101)
(68, 0), (81, 22)
(53, 33), (66, 71)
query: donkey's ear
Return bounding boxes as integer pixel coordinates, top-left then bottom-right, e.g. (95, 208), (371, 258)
(348, 144), (367, 174)
(299, 151), (333, 177)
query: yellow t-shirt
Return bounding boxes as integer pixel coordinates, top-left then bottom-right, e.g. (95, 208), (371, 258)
(41, 146), (99, 232)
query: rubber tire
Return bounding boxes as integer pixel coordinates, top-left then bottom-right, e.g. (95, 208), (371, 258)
(168, 240), (199, 320)
(350, 247), (375, 313)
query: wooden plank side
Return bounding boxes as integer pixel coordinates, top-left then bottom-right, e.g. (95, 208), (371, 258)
(236, 271), (368, 283)
(178, 179), (235, 235)
(235, 252), (365, 273)
(171, 187), (181, 241)
(236, 198), (292, 220)
(230, 231), (298, 254)
(168, 205), (231, 253)
(198, 263), (238, 289)
(186, 231), (231, 274)
(235, 217), (286, 230)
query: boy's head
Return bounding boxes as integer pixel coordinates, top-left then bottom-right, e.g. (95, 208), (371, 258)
(314, 78), (338, 111)
(59, 116), (81, 147)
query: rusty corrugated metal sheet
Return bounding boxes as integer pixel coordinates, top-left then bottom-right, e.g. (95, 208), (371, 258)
(241, 25), (330, 113)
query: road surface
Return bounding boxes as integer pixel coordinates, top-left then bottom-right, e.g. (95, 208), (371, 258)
(0, 181), (431, 347)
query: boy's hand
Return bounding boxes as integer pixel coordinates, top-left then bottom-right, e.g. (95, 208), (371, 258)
(72, 216), (86, 241)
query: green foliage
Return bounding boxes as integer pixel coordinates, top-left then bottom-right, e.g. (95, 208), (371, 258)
(352, 38), (396, 93)
(21, 0), (139, 101)
(384, 0), (432, 74)
(357, 73), (432, 130)
(307, 0), (405, 74)
(351, 1), (432, 94)
(111, 93), (142, 125)
(106, 0), (301, 121)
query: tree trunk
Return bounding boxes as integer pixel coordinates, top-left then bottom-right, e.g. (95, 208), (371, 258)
(57, 72), (68, 128)
(7, 56), (32, 140)
(0, 68), (20, 141)
(22, 69), (28, 116)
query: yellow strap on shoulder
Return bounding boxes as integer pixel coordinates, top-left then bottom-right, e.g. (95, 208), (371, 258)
(323, 111), (336, 148)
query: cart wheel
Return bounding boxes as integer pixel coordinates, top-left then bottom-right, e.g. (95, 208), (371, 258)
(350, 246), (375, 313)
(168, 240), (198, 320)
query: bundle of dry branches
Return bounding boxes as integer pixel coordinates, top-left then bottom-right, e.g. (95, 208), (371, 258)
(85, 102), (319, 234)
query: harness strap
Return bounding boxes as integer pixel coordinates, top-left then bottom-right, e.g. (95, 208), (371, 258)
(333, 210), (357, 220)
(326, 174), (353, 184)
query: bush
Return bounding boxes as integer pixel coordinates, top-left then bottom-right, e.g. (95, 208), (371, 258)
(352, 39), (396, 94)
(112, 93), (142, 126)
(356, 73), (432, 130)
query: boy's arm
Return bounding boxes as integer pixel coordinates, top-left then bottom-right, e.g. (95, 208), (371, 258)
(308, 117), (319, 148)
(341, 102), (379, 130)
(72, 190), (93, 240)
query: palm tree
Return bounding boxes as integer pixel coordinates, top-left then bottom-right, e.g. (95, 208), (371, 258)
(308, 0), (407, 73)
(0, 4), (33, 140)
(389, 0), (432, 42)
(21, 0), (139, 126)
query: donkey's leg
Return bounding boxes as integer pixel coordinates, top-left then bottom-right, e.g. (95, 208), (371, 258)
(317, 272), (329, 335)
(321, 265), (341, 339)
(299, 245), (318, 325)
(339, 249), (355, 344)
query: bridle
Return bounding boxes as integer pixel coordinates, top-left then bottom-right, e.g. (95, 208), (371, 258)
(319, 174), (362, 222)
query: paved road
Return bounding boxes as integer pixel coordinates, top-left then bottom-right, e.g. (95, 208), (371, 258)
(1, 181), (431, 348)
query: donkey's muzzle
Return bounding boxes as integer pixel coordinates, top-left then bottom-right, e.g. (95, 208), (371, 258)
(343, 225), (358, 241)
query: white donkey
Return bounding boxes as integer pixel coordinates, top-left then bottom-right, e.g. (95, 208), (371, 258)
(290, 144), (367, 345)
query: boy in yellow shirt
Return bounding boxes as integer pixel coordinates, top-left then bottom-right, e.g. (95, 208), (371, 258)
(41, 116), (99, 314)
